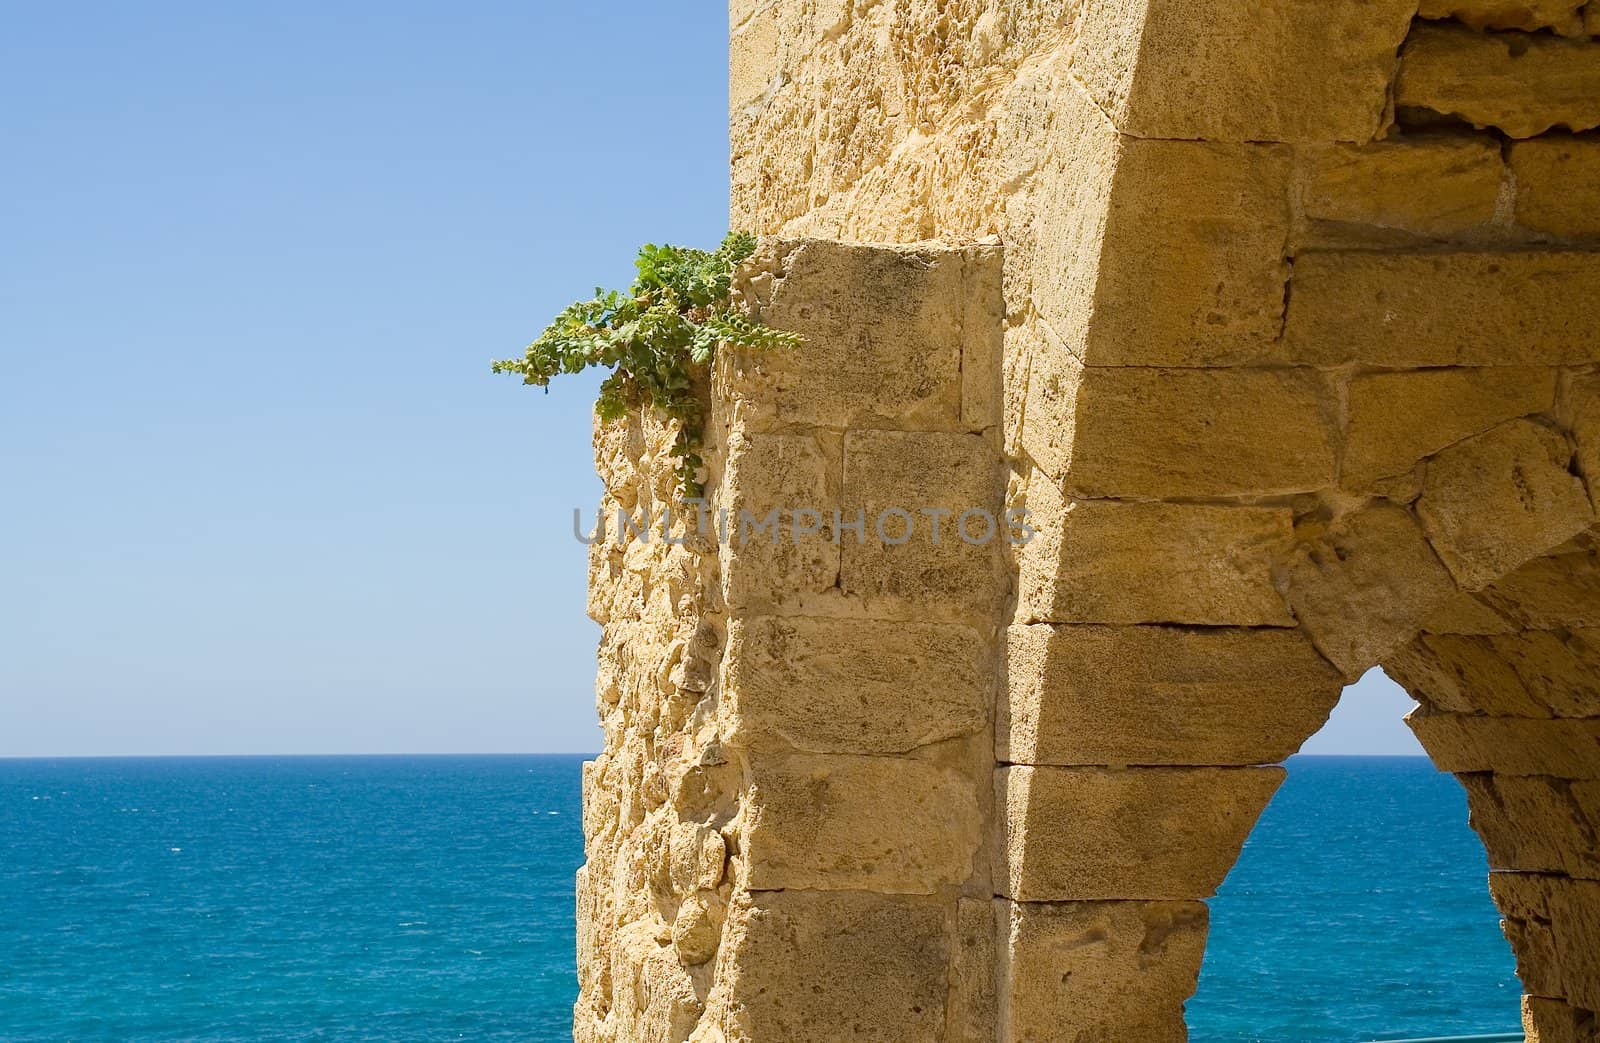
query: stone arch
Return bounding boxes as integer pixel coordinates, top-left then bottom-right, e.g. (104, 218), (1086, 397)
(574, 2), (1600, 1040)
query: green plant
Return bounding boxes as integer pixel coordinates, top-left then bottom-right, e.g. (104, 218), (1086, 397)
(493, 231), (799, 497)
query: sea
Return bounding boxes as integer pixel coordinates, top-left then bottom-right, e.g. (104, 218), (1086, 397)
(0, 755), (1522, 1042)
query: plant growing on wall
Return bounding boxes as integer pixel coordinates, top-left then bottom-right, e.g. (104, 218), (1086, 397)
(493, 231), (799, 497)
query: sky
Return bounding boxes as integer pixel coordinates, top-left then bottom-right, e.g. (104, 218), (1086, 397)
(0, 3), (1421, 757)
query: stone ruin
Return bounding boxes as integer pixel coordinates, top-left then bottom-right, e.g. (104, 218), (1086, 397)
(575, 1), (1600, 1039)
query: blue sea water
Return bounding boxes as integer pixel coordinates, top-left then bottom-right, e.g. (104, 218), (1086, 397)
(0, 755), (1520, 1042)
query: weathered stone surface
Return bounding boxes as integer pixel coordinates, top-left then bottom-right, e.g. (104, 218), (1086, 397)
(1387, 629), (1600, 718)
(1420, 0), (1587, 33)
(1462, 773), (1600, 878)
(1396, 24), (1600, 139)
(1492, 873), (1600, 1010)
(1523, 995), (1600, 1043)
(723, 615), (990, 755)
(1295, 136), (1504, 245)
(840, 429), (1005, 621)
(1419, 589), (1519, 635)
(1410, 711), (1600, 778)
(998, 765), (1284, 901)
(610, 921), (706, 1041)
(1342, 368), (1556, 489)
(714, 889), (951, 1043)
(1001, 624), (1341, 766)
(1418, 419), (1594, 589)
(1085, 140), (1293, 365)
(742, 754), (981, 894)
(948, 898), (997, 1043)
(718, 430), (839, 612)
(726, 240), (1003, 433)
(1018, 477), (1295, 626)
(1512, 137), (1600, 239)
(1061, 367), (1337, 497)
(1568, 373), (1600, 504)
(1283, 503), (1459, 677)
(1479, 531), (1600, 629)
(1285, 251), (1600, 367)
(998, 898), (1208, 1043)
(1073, 0), (1414, 142)
(672, 892), (726, 966)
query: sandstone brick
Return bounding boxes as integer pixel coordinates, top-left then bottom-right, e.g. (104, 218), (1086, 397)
(1523, 995), (1600, 1043)
(1073, 0), (1414, 142)
(1285, 251), (1600, 367)
(1018, 477), (1295, 627)
(1493, 873), (1600, 1011)
(610, 921), (705, 1040)
(1296, 136), (1503, 245)
(718, 430), (840, 613)
(1479, 531), (1600, 629)
(724, 241), (1003, 433)
(1061, 367), (1337, 498)
(741, 753), (981, 894)
(1568, 372), (1600, 506)
(839, 429), (1006, 620)
(1419, 589), (1519, 635)
(1083, 140), (1293, 365)
(948, 898), (997, 1043)
(1342, 367), (1556, 489)
(722, 615), (990, 756)
(1410, 712), (1600, 778)
(998, 765), (1283, 901)
(1512, 137), (1600, 240)
(1387, 630), (1600, 718)
(1421, 0), (1587, 33)
(1001, 624), (1342, 766)
(1284, 503), (1459, 677)
(1462, 773), (1600, 878)
(1397, 23), (1600, 139)
(1418, 419), (1594, 589)
(715, 889), (951, 1043)
(998, 898), (1208, 1043)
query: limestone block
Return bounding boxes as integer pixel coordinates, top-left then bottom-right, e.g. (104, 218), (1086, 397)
(1295, 136), (1503, 245)
(1017, 478), (1295, 626)
(947, 898), (997, 1043)
(1285, 251), (1600, 367)
(1479, 532), (1600, 629)
(1060, 367), (1337, 498)
(610, 922), (705, 1041)
(722, 615), (990, 755)
(1083, 140), (1293, 366)
(1396, 24), (1600, 139)
(1462, 773), (1600, 878)
(1523, 995), (1600, 1043)
(1001, 624), (1342, 766)
(1410, 711), (1600, 778)
(672, 892), (726, 966)
(1072, 0), (1414, 143)
(1420, 0), (1587, 33)
(668, 821), (726, 895)
(997, 898), (1208, 1043)
(1512, 138), (1600, 239)
(1418, 419), (1595, 589)
(741, 753), (981, 894)
(998, 765), (1284, 901)
(1387, 630), (1600, 717)
(1342, 368), (1557, 489)
(1283, 503), (1459, 677)
(725, 241), (1002, 433)
(717, 431), (839, 612)
(714, 889), (951, 1043)
(1492, 873), (1600, 1010)
(1018, 335), (1081, 482)
(839, 429), (1006, 620)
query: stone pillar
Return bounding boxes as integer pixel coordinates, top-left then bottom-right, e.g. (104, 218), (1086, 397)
(577, 239), (1009, 1042)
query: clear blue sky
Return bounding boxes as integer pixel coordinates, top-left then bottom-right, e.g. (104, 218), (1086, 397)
(0, 3), (1420, 756)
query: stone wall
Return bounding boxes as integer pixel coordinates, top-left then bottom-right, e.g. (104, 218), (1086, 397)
(575, 2), (1600, 1040)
